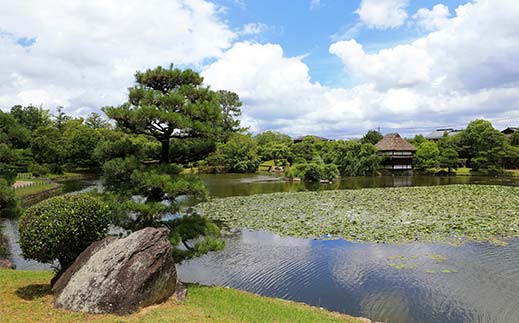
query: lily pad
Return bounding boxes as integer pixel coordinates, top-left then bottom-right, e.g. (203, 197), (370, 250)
(197, 185), (519, 245)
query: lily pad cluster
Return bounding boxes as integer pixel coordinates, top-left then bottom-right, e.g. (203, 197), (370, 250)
(197, 185), (519, 244)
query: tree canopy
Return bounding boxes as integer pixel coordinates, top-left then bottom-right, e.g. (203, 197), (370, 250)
(103, 66), (225, 164)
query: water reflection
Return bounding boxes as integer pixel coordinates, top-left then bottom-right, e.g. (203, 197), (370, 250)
(1, 218), (55, 270)
(200, 174), (519, 198)
(179, 230), (519, 323)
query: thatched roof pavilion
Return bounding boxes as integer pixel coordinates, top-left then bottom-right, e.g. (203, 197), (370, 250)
(375, 134), (416, 171)
(375, 133), (417, 152)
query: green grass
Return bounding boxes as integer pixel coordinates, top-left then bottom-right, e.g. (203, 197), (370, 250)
(454, 167), (472, 176)
(0, 270), (364, 322)
(181, 167), (199, 174)
(14, 181), (59, 198)
(259, 160), (277, 172)
(453, 168), (519, 177)
(44, 172), (85, 180)
(198, 185), (519, 245)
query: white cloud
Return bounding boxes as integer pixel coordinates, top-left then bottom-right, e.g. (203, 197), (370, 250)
(310, 0), (321, 10)
(239, 23), (268, 36)
(413, 4), (450, 31)
(1, 0), (518, 138)
(0, 0), (235, 114)
(202, 42), (372, 136)
(334, 0), (519, 93)
(355, 0), (409, 29)
(203, 0), (519, 137)
(329, 39), (434, 90)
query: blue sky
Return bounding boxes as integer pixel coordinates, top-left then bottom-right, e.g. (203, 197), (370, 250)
(218, 0), (468, 87)
(0, 0), (518, 138)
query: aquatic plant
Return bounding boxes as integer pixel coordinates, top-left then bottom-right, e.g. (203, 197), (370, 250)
(197, 185), (519, 244)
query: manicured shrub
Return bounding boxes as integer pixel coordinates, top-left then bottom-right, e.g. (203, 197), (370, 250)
(285, 163), (339, 182)
(19, 194), (110, 268)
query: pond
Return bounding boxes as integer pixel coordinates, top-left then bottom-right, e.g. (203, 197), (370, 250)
(179, 230), (519, 323)
(189, 174), (519, 323)
(3, 175), (519, 323)
(200, 173), (519, 197)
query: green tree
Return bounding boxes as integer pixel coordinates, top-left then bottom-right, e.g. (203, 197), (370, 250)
(10, 105), (50, 131)
(254, 131), (292, 146)
(216, 90), (243, 141)
(511, 131), (519, 146)
(52, 107), (71, 132)
(31, 126), (66, 169)
(258, 142), (291, 162)
(457, 120), (507, 171)
(103, 66), (223, 164)
(414, 141), (440, 170)
(85, 112), (110, 129)
(204, 134), (260, 173)
(169, 138), (216, 165)
(439, 147), (459, 173)
(101, 158), (223, 262)
(331, 140), (380, 176)
(290, 137), (318, 164)
(409, 134), (427, 147)
(0, 110), (31, 149)
(361, 130), (383, 145)
(285, 163), (339, 182)
(94, 130), (159, 164)
(64, 123), (102, 169)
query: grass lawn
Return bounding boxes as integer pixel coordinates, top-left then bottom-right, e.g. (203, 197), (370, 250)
(182, 167), (199, 174)
(14, 181), (59, 198)
(259, 160), (277, 172)
(454, 167), (471, 176)
(43, 172), (85, 180)
(0, 270), (366, 322)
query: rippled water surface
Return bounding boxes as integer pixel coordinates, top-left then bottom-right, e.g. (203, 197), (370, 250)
(179, 230), (519, 323)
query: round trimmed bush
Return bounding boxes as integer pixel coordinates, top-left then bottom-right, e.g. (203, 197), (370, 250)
(19, 194), (110, 268)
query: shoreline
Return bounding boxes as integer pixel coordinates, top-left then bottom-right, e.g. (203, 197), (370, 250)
(0, 269), (375, 322)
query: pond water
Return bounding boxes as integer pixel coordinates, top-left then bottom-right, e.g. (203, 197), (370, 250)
(3, 175), (519, 322)
(179, 230), (519, 323)
(200, 173), (519, 197)
(189, 174), (519, 323)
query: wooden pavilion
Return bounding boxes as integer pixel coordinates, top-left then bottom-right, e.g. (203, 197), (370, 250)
(375, 133), (417, 171)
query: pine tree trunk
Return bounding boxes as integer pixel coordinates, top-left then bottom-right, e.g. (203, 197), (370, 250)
(161, 139), (170, 164)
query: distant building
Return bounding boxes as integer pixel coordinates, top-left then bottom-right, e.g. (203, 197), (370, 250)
(425, 128), (463, 141)
(293, 135), (332, 143)
(375, 133), (417, 171)
(501, 127), (517, 136)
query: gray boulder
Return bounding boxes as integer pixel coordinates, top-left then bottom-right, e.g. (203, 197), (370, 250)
(0, 257), (15, 269)
(52, 227), (178, 315)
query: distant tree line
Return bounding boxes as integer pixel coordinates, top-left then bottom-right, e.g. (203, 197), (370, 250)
(411, 120), (519, 174)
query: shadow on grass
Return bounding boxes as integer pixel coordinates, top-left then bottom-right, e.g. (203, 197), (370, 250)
(16, 284), (52, 300)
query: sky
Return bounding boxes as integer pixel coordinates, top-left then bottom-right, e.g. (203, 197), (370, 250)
(0, 0), (518, 138)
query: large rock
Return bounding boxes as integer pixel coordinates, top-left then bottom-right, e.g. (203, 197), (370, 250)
(52, 227), (178, 315)
(0, 257), (15, 269)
